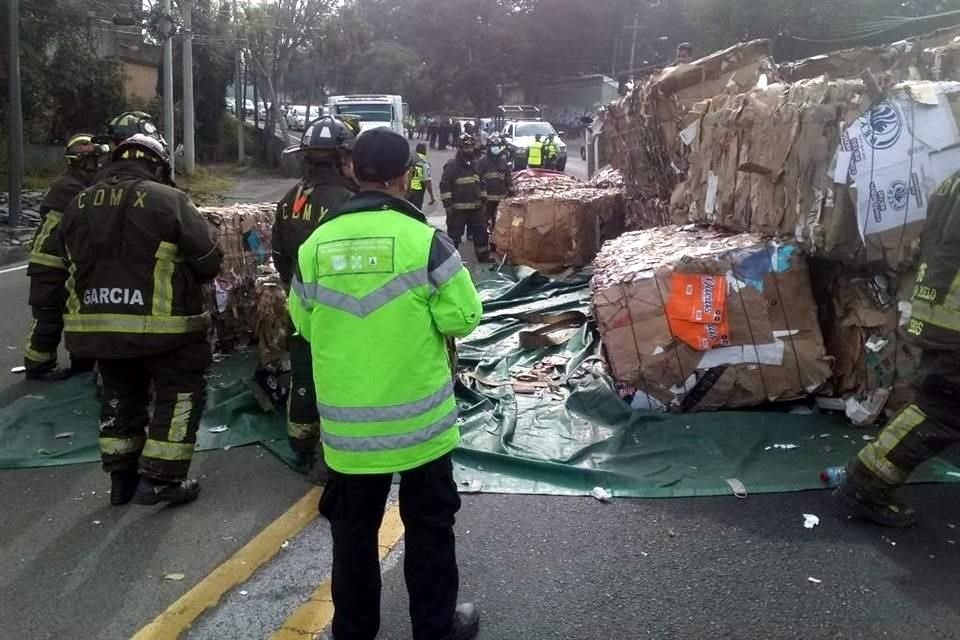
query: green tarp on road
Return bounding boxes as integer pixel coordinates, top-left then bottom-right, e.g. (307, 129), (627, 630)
(2, 267), (959, 499)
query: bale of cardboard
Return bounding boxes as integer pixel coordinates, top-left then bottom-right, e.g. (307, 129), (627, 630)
(592, 225), (832, 410)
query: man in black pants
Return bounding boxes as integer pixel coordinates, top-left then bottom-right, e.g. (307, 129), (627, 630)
(290, 128), (483, 640)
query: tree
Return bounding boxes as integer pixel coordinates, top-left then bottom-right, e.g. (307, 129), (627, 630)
(682, 0), (960, 61)
(241, 0), (335, 157)
(0, 0), (127, 143)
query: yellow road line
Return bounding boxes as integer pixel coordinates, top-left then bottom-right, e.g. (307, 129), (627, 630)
(131, 487), (322, 640)
(270, 503), (406, 640)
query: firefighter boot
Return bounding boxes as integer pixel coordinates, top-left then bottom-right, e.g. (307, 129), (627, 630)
(834, 475), (918, 528)
(132, 477), (201, 506)
(110, 470), (140, 506)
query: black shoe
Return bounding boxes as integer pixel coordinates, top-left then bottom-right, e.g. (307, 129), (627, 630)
(25, 366), (71, 381)
(110, 470), (140, 506)
(132, 478), (201, 506)
(834, 477), (918, 528)
(442, 603), (480, 640)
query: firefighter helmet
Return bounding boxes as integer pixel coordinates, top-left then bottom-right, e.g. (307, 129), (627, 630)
(64, 133), (110, 166)
(113, 132), (171, 169)
(457, 133), (476, 148)
(104, 111), (159, 145)
(282, 115), (359, 158)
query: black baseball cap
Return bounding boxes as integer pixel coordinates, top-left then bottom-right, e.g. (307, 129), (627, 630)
(352, 127), (414, 182)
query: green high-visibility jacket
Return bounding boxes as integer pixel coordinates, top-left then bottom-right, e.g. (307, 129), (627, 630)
(527, 141), (544, 167)
(289, 191), (483, 474)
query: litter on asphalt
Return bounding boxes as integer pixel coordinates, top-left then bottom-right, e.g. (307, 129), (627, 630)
(803, 514), (820, 529)
(591, 487), (612, 502)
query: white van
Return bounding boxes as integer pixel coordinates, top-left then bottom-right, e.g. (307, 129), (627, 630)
(326, 94), (406, 135)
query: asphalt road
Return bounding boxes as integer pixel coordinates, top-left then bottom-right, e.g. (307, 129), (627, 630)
(3, 154), (959, 640)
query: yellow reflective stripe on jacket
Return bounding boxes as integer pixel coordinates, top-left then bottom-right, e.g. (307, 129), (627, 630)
(31, 211), (61, 253)
(152, 241), (180, 317)
(29, 252), (67, 270)
(440, 192), (453, 200)
(454, 175), (480, 185)
(452, 202), (481, 210)
(64, 250), (81, 315)
(64, 312), (209, 334)
(482, 172), (503, 181)
(908, 299), (960, 332)
(142, 439), (195, 461)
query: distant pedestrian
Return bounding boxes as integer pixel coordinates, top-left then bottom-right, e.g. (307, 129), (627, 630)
(288, 127), (482, 640)
(676, 42), (694, 65)
(428, 118), (439, 149)
(407, 142), (436, 210)
(438, 118), (450, 151)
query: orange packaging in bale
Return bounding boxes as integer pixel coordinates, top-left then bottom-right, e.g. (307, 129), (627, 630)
(666, 273), (730, 351)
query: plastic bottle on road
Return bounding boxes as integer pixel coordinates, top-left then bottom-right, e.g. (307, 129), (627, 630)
(820, 466), (847, 488)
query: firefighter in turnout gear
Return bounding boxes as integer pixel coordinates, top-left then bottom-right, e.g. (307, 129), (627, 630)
(288, 127), (483, 640)
(476, 135), (513, 250)
(274, 116), (358, 465)
(24, 134), (109, 380)
(55, 132), (223, 506)
(838, 170), (960, 528)
(406, 142), (436, 210)
(440, 134), (490, 262)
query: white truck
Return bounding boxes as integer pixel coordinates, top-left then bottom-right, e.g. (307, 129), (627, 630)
(326, 94), (407, 135)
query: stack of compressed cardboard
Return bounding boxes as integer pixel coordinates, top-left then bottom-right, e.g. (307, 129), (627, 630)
(819, 270), (923, 422)
(592, 226), (832, 410)
(198, 203), (275, 351)
(671, 78), (869, 255)
(254, 270), (288, 367)
(597, 40), (775, 230)
(672, 79), (960, 269)
(494, 178), (626, 273)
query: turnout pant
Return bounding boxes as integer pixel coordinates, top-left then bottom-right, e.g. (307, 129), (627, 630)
(24, 305), (63, 373)
(320, 453), (461, 640)
(446, 208), (490, 260)
(288, 332), (321, 452)
(98, 340), (211, 482)
(851, 350), (960, 492)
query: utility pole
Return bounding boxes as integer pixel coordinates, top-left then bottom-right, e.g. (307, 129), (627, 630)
(627, 12), (640, 81)
(182, 0), (195, 175)
(6, 0), (23, 228)
(234, 0), (244, 164)
(161, 0), (175, 174)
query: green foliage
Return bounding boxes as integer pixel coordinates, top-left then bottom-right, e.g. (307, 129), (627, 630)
(682, 0), (960, 61)
(0, 0), (129, 142)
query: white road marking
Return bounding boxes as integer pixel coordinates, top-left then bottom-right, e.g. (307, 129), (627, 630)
(0, 263), (28, 275)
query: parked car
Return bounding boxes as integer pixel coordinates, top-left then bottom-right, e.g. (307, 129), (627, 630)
(286, 105), (321, 131)
(501, 120), (568, 171)
(225, 97), (236, 114)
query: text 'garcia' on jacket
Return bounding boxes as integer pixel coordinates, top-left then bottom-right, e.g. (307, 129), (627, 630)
(288, 192), (483, 475)
(55, 159), (224, 360)
(906, 171), (960, 351)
